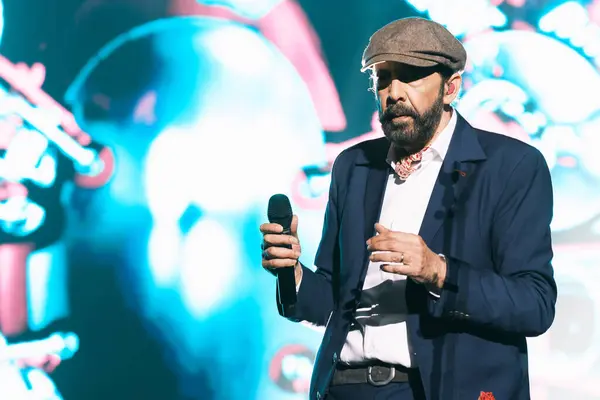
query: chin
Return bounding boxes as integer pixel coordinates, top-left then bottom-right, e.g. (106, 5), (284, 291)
(388, 130), (417, 144)
(383, 124), (409, 137)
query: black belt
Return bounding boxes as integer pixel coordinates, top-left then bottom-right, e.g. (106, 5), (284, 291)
(331, 364), (414, 386)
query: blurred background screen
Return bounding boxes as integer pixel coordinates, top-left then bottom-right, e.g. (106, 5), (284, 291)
(0, 0), (598, 399)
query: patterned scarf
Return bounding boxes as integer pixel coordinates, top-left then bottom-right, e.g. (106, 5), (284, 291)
(393, 146), (430, 180)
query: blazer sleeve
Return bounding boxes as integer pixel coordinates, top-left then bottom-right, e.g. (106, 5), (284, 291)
(427, 150), (557, 336)
(277, 157), (342, 325)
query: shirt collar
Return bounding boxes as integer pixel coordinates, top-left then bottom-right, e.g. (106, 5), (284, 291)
(386, 108), (457, 166)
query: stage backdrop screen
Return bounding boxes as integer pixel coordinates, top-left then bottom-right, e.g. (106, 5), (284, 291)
(0, 0), (598, 399)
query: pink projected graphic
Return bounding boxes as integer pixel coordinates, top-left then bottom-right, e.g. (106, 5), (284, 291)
(0, 55), (115, 337)
(268, 344), (315, 394)
(75, 0), (346, 133)
(170, 0), (347, 132)
(0, 331), (79, 399)
(0, 14), (94, 394)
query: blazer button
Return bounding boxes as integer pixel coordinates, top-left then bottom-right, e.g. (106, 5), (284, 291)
(316, 391), (322, 400)
(332, 352), (339, 363)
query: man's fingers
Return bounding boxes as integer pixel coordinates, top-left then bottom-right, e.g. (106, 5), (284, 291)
(260, 223), (283, 234)
(380, 263), (413, 275)
(374, 223), (390, 234)
(261, 243), (301, 255)
(260, 215), (300, 235)
(263, 246), (300, 260)
(370, 251), (410, 264)
(261, 216), (301, 273)
(290, 214), (299, 236)
(262, 258), (298, 268)
(367, 231), (419, 246)
(263, 234), (298, 247)
(367, 238), (404, 252)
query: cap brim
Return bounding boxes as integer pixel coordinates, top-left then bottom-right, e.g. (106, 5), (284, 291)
(360, 53), (439, 72)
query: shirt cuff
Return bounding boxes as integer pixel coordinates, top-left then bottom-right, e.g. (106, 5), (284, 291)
(426, 284), (441, 298)
(426, 253), (447, 298)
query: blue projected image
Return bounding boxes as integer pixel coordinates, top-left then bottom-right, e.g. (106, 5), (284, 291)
(0, 332), (78, 399)
(0, 0), (3, 46)
(198, 0), (286, 19)
(0, 0), (70, 397)
(459, 29), (600, 233)
(65, 15), (327, 400)
(0, 0), (115, 397)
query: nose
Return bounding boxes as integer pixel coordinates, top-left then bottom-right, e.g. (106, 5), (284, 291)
(387, 79), (407, 104)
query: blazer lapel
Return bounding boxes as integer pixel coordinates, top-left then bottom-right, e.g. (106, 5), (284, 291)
(363, 165), (389, 244)
(419, 114), (487, 246)
(358, 139), (391, 245)
(353, 138), (390, 280)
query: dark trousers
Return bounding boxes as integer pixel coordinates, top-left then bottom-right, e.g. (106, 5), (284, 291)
(327, 372), (426, 400)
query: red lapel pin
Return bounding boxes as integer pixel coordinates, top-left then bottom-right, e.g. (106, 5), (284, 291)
(478, 391), (495, 400)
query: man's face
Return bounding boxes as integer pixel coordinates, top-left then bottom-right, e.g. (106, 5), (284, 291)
(374, 61), (447, 155)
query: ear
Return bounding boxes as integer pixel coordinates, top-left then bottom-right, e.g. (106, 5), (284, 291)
(443, 73), (462, 105)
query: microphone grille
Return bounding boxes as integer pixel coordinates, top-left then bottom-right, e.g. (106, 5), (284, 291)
(268, 194), (293, 227)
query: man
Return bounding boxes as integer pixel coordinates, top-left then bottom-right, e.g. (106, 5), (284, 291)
(260, 17), (557, 400)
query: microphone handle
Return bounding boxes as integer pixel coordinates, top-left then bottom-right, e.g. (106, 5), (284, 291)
(276, 227), (297, 317)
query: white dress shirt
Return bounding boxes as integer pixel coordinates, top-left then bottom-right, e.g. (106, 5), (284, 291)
(339, 110), (457, 368)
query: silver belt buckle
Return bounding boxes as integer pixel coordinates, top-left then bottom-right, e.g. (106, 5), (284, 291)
(367, 365), (396, 386)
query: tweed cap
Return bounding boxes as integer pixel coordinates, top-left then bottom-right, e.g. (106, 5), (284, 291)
(361, 17), (467, 73)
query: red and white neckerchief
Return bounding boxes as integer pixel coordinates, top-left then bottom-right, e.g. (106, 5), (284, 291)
(393, 146), (430, 180)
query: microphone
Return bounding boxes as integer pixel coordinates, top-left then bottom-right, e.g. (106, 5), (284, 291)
(267, 194), (297, 316)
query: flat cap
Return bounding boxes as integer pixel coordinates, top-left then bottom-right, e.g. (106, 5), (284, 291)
(361, 17), (467, 73)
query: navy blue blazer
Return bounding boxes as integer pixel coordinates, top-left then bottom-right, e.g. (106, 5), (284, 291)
(277, 114), (557, 400)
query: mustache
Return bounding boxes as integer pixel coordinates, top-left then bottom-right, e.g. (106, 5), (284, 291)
(380, 104), (418, 122)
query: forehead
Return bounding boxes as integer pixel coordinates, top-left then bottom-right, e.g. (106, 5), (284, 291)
(373, 61), (441, 82)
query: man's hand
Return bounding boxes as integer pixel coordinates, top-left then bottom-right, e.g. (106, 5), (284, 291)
(260, 215), (303, 285)
(367, 223), (446, 289)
